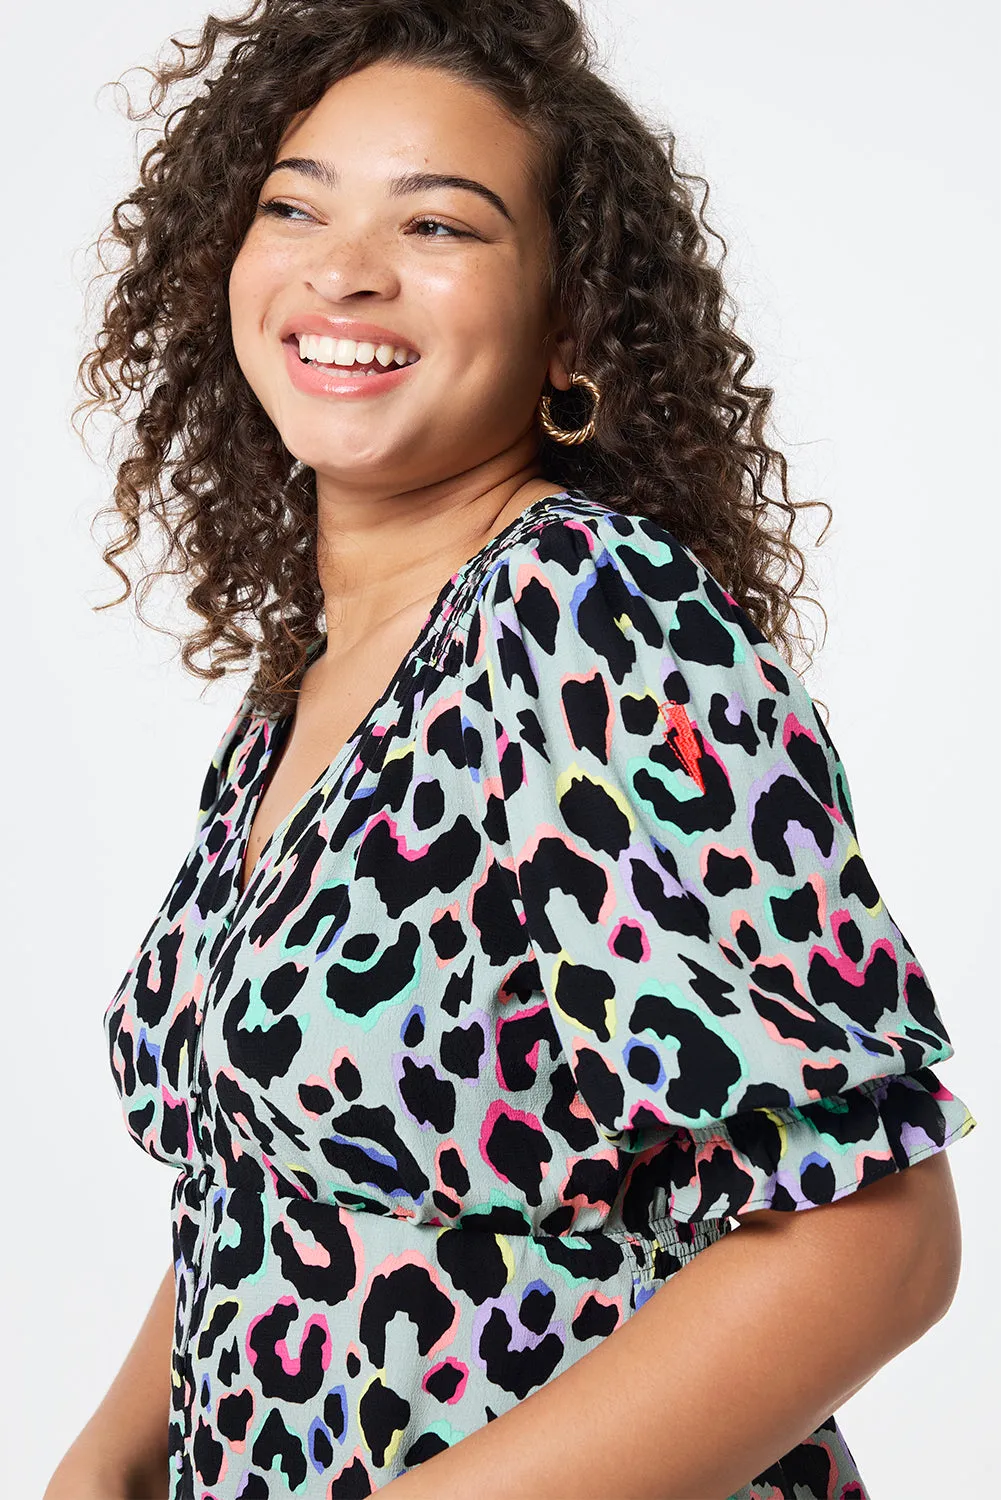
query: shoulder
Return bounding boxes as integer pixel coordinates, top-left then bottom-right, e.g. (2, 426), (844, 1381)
(473, 493), (840, 797)
(480, 494), (783, 682)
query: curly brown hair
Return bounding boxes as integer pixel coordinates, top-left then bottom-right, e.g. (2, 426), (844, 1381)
(75, 0), (830, 721)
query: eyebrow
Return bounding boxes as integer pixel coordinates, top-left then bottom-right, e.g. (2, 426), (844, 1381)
(264, 156), (514, 224)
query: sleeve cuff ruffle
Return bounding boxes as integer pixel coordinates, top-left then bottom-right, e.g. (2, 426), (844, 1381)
(651, 1068), (977, 1224)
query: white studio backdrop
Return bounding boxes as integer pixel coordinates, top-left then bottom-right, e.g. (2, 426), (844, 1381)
(1, 1), (997, 1494)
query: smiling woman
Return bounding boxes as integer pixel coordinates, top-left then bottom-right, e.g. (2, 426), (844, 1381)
(52, 3), (979, 1500)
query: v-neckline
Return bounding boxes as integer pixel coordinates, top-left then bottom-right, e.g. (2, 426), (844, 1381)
(231, 489), (577, 909)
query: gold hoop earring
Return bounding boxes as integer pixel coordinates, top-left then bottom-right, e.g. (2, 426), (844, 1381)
(537, 372), (601, 445)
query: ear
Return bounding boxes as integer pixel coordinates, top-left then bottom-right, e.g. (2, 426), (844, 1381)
(543, 323), (576, 392)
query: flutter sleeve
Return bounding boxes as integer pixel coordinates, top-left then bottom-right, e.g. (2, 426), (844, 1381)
(471, 507), (977, 1223)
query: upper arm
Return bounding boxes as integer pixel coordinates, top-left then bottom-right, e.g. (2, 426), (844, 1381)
(738, 1150), (962, 1327)
(471, 507), (977, 1223)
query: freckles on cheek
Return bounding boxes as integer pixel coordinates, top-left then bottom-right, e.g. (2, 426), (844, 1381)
(230, 239), (289, 316)
(422, 262), (492, 315)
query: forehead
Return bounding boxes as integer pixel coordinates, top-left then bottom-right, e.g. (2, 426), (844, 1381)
(276, 59), (541, 205)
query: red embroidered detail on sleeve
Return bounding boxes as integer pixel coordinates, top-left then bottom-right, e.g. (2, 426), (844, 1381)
(657, 700), (706, 794)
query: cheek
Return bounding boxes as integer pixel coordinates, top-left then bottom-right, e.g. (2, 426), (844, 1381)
(421, 269), (539, 358)
(228, 237), (285, 331)
(226, 257), (277, 399)
(227, 267), (255, 365)
(228, 248), (258, 323)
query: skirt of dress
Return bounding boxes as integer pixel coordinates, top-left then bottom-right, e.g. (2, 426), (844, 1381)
(167, 1170), (869, 1500)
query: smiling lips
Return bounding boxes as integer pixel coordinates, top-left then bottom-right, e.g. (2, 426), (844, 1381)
(293, 331), (420, 373)
(282, 335), (419, 395)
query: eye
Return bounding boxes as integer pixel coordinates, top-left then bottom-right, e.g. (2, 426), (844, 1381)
(408, 216), (475, 240)
(257, 199), (314, 222)
(255, 202), (476, 238)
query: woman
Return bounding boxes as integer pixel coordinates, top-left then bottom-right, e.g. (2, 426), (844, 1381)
(47, 2), (976, 1497)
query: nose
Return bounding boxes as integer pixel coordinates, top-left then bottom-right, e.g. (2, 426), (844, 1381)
(303, 224), (401, 302)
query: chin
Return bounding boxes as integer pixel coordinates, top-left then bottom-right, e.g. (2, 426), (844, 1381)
(287, 446), (391, 481)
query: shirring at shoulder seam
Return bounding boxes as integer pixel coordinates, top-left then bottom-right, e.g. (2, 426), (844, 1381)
(421, 493), (614, 667)
(429, 495), (706, 653)
(477, 497), (704, 588)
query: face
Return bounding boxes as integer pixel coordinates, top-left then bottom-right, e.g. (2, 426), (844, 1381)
(228, 58), (572, 494)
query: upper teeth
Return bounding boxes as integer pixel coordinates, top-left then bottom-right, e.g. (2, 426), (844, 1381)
(295, 334), (419, 367)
